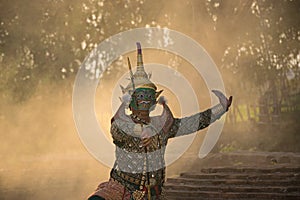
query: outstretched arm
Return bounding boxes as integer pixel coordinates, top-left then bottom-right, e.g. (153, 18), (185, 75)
(168, 90), (232, 138)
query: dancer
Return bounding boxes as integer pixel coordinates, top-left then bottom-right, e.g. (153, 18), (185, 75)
(88, 42), (232, 200)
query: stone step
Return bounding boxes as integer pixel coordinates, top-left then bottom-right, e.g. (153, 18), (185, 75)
(166, 177), (300, 186)
(180, 172), (300, 180)
(199, 167), (300, 174)
(164, 184), (300, 193)
(164, 190), (300, 200)
(164, 163), (300, 199)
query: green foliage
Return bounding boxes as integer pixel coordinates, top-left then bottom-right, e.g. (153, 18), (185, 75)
(220, 141), (237, 153)
(0, 0), (169, 102)
(220, 0), (300, 104)
(0, 0), (299, 104)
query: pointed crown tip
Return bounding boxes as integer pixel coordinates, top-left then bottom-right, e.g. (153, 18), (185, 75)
(136, 42), (141, 48)
(136, 42), (142, 54)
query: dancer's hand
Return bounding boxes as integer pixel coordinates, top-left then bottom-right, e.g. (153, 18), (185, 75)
(140, 128), (152, 147)
(212, 90), (233, 111)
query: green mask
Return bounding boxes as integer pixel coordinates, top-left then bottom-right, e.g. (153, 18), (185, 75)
(130, 88), (157, 111)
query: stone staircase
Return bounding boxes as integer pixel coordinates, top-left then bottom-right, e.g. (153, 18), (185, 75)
(164, 166), (300, 199)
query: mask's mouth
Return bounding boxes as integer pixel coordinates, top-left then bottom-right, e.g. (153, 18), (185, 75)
(137, 100), (153, 110)
(138, 100), (151, 105)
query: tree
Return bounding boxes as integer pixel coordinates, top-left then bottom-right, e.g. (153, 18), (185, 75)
(216, 0), (300, 122)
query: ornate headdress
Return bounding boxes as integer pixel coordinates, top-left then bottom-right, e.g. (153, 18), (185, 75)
(120, 42), (157, 95)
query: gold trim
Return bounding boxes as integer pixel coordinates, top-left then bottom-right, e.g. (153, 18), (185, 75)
(132, 190), (145, 200)
(136, 83), (157, 90)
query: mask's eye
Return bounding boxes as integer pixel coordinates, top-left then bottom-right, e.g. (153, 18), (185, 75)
(139, 94), (144, 98)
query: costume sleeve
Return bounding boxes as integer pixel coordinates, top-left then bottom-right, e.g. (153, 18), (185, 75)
(167, 103), (226, 138)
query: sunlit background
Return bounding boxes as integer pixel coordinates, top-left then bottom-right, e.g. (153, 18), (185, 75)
(0, 0), (299, 199)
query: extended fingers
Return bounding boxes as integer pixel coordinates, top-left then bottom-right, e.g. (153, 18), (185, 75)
(212, 90), (226, 99)
(212, 90), (233, 111)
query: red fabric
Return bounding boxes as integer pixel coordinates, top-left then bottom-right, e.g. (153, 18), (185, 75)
(87, 178), (131, 200)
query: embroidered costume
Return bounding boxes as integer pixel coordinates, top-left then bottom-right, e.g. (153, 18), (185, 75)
(88, 43), (232, 200)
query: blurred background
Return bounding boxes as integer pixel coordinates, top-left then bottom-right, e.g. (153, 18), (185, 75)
(0, 0), (299, 199)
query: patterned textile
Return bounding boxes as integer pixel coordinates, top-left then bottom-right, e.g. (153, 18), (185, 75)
(88, 178), (162, 200)
(88, 103), (226, 200)
(88, 178), (131, 200)
(170, 103), (226, 138)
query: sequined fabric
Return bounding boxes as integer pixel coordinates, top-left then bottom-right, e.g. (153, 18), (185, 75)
(88, 178), (131, 200)
(88, 103), (226, 200)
